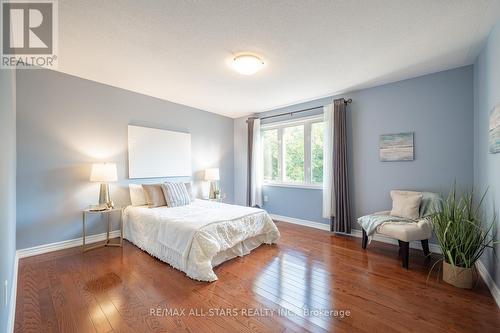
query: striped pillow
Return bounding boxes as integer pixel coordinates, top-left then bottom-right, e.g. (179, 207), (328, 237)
(161, 182), (191, 207)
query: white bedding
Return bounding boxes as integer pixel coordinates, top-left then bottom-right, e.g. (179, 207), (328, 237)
(123, 200), (280, 281)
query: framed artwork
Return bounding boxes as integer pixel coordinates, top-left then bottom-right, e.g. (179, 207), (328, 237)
(128, 125), (191, 178)
(379, 132), (414, 162)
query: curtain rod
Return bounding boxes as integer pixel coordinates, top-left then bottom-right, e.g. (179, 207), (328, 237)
(252, 98), (352, 122)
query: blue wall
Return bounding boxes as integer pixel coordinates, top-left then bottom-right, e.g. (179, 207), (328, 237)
(263, 186), (328, 223)
(474, 21), (500, 289)
(257, 66), (474, 228)
(0, 69), (16, 333)
(16, 69), (235, 249)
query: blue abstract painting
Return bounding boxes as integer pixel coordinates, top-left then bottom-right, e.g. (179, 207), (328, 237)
(379, 132), (414, 162)
(490, 105), (500, 154)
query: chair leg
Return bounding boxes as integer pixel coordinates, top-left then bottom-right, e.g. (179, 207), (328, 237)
(399, 241), (409, 269)
(421, 239), (430, 260)
(362, 229), (368, 249)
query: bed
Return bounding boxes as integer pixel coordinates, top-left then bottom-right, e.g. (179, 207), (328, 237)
(123, 199), (280, 281)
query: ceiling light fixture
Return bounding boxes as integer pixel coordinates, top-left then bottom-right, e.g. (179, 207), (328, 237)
(232, 54), (264, 75)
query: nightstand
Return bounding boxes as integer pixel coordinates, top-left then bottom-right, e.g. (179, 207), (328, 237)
(82, 207), (123, 252)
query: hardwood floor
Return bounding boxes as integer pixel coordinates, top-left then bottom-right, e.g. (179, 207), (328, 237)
(15, 221), (500, 333)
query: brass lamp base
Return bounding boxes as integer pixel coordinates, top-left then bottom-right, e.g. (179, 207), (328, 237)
(209, 181), (220, 199)
(98, 183), (113, 208)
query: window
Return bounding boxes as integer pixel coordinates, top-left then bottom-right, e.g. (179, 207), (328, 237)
(261, 117), (324, 187)
(283, 125), (304, 182)
(311, 122), (324, 183)
(262, 129), (279, 181)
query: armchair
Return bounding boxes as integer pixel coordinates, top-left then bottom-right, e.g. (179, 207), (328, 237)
(358, 191), (441, 269)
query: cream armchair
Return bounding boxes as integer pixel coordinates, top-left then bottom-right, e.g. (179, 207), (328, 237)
(359, 191), (442, 269)
(361, 210), (433, 268)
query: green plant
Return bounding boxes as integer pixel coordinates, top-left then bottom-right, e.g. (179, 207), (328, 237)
(433, 184), (497, 269)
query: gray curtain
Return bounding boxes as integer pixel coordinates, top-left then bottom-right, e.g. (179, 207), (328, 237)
(332, 98), (351, 233)
(246, 118), (255, 206)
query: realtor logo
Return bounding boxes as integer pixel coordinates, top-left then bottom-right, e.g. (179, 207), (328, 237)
(1, 0), (58, 68)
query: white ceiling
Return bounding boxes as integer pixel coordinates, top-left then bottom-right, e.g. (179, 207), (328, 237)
(56, 0), (500, 118)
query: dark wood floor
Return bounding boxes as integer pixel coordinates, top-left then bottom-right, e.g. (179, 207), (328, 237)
(15, 221), (500, 333)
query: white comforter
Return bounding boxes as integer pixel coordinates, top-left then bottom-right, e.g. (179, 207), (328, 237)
(123, 200), (280, 281)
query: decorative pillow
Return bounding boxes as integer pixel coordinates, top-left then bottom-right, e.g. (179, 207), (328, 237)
(390, 190), (423, 220)
(142, 184), (167, 208)
(161, 182), (191, 207)
(129, 184), (147, 206)
(184, 182), (196, 201)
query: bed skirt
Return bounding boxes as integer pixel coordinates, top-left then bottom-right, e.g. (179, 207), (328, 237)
(123, 206), (280, 281)
(125, 230), (276, 281)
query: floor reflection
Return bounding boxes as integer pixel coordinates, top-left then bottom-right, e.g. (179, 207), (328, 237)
(253, 250), (332, 330)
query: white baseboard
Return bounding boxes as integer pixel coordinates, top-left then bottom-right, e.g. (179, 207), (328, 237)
(270, 214), (330, 231)
(476, 260), (500, 308)
(8, 230), (121, 332)
(271, 214), (441, 254)
(16, 230), (121, 259)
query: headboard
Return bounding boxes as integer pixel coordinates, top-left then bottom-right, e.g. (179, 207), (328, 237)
(128, 125), (191, 179)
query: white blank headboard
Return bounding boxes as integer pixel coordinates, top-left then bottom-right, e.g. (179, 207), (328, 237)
(128, 125), (191, 179)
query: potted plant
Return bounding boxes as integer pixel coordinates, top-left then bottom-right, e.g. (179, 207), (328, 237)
(432, 185), (497, 289)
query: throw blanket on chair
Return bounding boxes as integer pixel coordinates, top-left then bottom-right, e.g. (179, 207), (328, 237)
(358, 214), (410, 236)
(357, 192), (443, 236)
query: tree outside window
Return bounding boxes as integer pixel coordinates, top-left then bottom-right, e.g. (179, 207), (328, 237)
(261, 118), (324, 186)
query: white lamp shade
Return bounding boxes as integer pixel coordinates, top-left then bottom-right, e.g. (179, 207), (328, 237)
(204, 168), (220, 181)
(90, 163), (118, 182)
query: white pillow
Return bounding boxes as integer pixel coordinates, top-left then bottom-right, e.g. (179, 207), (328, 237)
(184, 182), (196, 201)
(129, 184), (147, 206)
(390, 190), (423, 220)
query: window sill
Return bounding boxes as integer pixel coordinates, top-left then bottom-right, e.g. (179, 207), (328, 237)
(263, 182), (322, 190)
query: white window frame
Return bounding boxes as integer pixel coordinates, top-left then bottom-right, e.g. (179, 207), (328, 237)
(261, 115), (324, 189)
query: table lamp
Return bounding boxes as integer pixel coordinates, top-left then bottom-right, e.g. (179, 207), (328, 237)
(90, 162), (117, 208)
(204, 168), (220, 199)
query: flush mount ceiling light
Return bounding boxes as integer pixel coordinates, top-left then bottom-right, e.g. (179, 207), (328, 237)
(232, 54), (265, 75)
